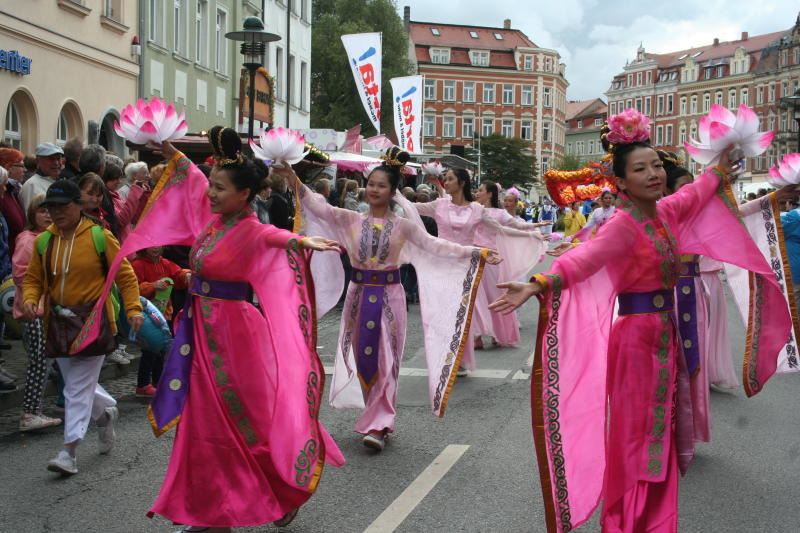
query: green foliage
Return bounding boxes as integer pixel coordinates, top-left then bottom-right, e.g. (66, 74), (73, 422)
(311, 0), (414, 134)
(465, 134), (537, 188)
(553, 154), (585, 171)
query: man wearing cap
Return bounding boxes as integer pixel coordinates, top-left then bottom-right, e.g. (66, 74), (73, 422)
(22, 179), (143, 475)
(19, 143), (64, 212)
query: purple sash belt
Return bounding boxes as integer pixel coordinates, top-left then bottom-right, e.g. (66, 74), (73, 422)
(150, 276), (251, 433)
(617, 289), (674, 315)
(352, 268), (400, 391)
(677, 259), (701, 376)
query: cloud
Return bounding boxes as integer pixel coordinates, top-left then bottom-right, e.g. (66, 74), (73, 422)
(399, 1), (797, 101)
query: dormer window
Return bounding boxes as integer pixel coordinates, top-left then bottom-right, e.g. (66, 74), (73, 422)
(430, 28), (440, 36)
(691, 51), (703, 58)
(469, 31), (478, 39)
(493, 33), (503, 40)
(523, 55), (533, 70)
(430, 48), (450, 64)
(678, 54), (688, 60)
(470, 50), (490, 67)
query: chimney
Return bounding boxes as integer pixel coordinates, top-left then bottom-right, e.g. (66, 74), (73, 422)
(741, 31), (748, 40)
(713, 37), (719, 46)
(404, 6), (410, 30)
(503, 19), (511, 30)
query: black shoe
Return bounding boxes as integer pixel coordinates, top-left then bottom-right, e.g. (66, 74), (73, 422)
(0, 367), (17, 381)
(0, 373), (16, 393)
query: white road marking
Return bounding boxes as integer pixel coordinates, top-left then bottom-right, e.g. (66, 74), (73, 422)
(511, 370), (530, 380)
(322, 366), (512, 379)
(525, 349), (535, 367)
(363, 444), (470, 533)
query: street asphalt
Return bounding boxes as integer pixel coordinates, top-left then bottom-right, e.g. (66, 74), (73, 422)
(1, 257), (799, 532)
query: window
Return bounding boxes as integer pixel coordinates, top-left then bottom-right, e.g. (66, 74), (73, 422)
(502, 84), (514, 105)
(300, 61), (308, 110)
(3, 100), (21, 149)
(301, 0), (309, 21)
(423, 115), (435, 137)
(443, 116), (455, 138)
(545, 57), (553, 72)
(541, 157), (549, 173)
(543, 87), (552, 108)
(665, 124), (673, 145)
(703, 93), (710, 113)
(576, 141), (584, 155)
(679, 127), (687, 144)
(215, 8), (227, 74)
(646, 71), (652, 84)
(275, 47), (284, 100)
(482, 83), (494, 103)
(594, 118), (602, 127)
(104, 0), (121, 20)
(728, 89), (737, 109)
(715, 91), (723, 106)
(680, 97), (687, 116)
(148, 0), (165, 44)
(769, 84), (775, 102)
(717, 65), (725, 77)
(577, 120), (583, 129)
(657, 95), (664, 115)
(502, 119), (513, 138)
(667, 94), (673, 114)
(430, 48), (450, 64)
(469, 31), (478, 39)
(644, 97), (651, 116)
(493, 32), (503, 40)
(463, 82), (475, 102)
(627, 74), (632, 86)
(521, 120), (532, 140)
(520, 85), (532, 106)
(635, 98), (642, 112)
(471, 51), (489, 67)
(610, 102), (617, 115)
(542, 122), (550, 142)
(567, 143), (572, 154)
(462, 117), (474, 138)
(757, 86), (764, 104)
(442, 80), (455, 101)
(430, 28), (440, 36)
(174, 0), (188, 56)
(481, 120), (493, 136)
(741, 88), (748, 106)
(655, 125), (663, 145)
(690, 95), (697, 114)
(626, 99), (632, 109)
(288, 54), (297, 105)
(588, 140), (595, 154)
(424, 79), (436, 100)
(56, 111), (68, 147)
(524, 55), (533, 71)
(636, 72), (642, 86)
(195, 0), (208, 65)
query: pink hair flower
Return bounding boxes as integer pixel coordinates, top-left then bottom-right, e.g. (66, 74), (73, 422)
(250, 127), (308, 166)
(768, 153), (800, 188)
(113, 97), (188, 145)
(505, 186), (521, 198)
(606, 108), (651, 145)
(685, 104), (775, 167)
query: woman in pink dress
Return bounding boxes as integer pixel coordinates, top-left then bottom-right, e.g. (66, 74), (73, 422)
(415, 169), (546, 372)
(490, 109), (790, 533)
(72, 127), (345, 532)
(283, 147), (499, 452)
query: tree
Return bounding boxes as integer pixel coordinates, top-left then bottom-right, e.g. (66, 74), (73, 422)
(553, 154), (585, 171)
(465, 134), (538, 188)
(311, 0), (413, 134)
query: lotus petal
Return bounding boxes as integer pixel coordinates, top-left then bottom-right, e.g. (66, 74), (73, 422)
(708, 104), (736, 127)
(697, 115), (712, 145)
(708, 122), (736, 150)
(735, 105), (759, 137)
(684, 141), (721, 166)
(421, 161), (444, 176)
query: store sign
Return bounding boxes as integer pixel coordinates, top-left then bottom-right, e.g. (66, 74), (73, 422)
(0, 49), (32, 75)
(239, 67), (274, 124)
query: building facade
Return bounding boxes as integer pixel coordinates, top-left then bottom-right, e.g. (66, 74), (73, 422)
(565, 98), (607, 166)
(405, 8), (568, 178)
(141, 0), (313, 135)
(1, 0), (139, 155)
(605, 14), (800, 182)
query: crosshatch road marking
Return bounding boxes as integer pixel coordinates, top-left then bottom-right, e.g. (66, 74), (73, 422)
(322, 366), (523, 379)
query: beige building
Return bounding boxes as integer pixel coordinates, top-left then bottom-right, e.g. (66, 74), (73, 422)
(0, 0), (139, 156)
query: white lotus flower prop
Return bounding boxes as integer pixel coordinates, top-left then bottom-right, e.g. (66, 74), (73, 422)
(113, 98), (188, 145)
(250, 127), (308, 166)
(684, 104), (775, 167)
(421, 161), (444, 176)
(767, 153), (800, 188)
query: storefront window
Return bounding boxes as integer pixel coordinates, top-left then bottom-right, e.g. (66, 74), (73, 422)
(4, 100), (21, 149)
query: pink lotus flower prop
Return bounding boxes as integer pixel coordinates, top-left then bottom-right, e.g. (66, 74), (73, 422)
(767, 153), (800, 188)
(684, 105), (775, 166)
(113, 98), (188, 145)
(606, 108), (650, 144)
(421, 161), (444, 176)
(250, 127), (308, 166)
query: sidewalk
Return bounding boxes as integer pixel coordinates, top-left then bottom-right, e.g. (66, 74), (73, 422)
(0, 336), (142, 414)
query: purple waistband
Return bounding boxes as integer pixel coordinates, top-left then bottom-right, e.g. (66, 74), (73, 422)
(352, 268), (401, 286)
(189, 276), (251, 300)
(680, 260), (700, 277)
(618, 289), (674, 315)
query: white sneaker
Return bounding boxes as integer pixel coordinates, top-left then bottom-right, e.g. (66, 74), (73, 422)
(47, 449), (78, 475)
(456, 367), (470, 377)
(20, 413), (63, 432)
(106, 350), (130, 365)
(362, 433), (386, 451)
(97, 406), (118, 454)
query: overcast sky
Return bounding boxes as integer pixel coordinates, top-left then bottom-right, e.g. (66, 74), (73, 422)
(398, 0), (796, 102)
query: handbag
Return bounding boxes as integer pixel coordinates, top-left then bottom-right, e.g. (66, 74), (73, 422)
(40, 224), (117, 358)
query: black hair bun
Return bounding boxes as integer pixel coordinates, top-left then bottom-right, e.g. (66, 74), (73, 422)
(384, 146), (410, 166)
(207, 125), (242, 160)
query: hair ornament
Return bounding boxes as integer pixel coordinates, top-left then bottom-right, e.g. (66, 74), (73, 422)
(380, 146), (409, 171)
(606, 108), (651, 145)
(206, 127), (245, 168)
(505, 186), (521, 198)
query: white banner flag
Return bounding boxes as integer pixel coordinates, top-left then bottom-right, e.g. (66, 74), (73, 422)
(341, 32), (382, 133)
(390, 75), (423, 153)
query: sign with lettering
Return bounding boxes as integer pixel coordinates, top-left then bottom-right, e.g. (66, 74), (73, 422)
(341, 32), (382, 133)
(390, 76), (422, 153)
(239, 67), (274, 124)
(0, 49), (32, 75)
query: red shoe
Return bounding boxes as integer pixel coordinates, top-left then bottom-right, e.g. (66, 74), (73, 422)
(135, 384), (157, 398)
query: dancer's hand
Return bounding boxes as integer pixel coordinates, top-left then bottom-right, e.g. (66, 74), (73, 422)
(489, 281), (542, 314)
(149, 140), (177, 159)
(271, 164), (299, 187)
(485, 250), (502, 265)
(301, 236), (341, 252)
(547, 242), (573, 257)
(774, 184), (800, 204)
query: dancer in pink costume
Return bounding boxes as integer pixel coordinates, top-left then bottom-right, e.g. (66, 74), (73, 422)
(699, 256), (738, 388)
(416, 169), (546, 371)
(491, 109), (790, 533)
(283, 147), (499, 452)
(72, 128), (345, 532)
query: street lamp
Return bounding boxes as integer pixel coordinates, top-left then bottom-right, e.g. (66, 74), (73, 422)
(225, 17), (281, 142)
(780, 87), (800, 154)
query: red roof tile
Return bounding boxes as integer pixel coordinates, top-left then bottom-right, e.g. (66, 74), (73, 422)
(409, 21), (537, 50)
(645, 29), (787, 69)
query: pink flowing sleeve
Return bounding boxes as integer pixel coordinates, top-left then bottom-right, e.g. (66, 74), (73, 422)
(412, 198), (441, 218)
(478, 211), (548, 282)
(497, 209), (538, 231)
(658, 166), (724, 222)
